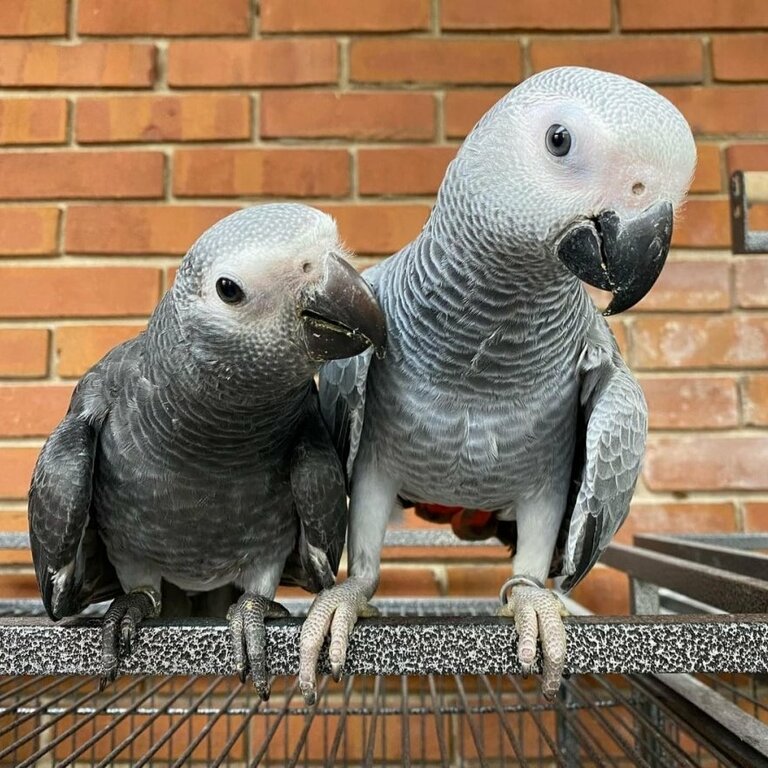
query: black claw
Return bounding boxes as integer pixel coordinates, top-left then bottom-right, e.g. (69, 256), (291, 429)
(257, 683), (271, 702)
(227, 593), (287, 695)
(100, 591), (157, 687)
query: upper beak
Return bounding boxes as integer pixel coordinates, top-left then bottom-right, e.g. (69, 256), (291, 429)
(554, 201), (674, 315)
(299, 253), (387, 361)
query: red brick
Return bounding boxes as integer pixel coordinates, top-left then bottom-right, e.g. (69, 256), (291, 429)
(261, 91), (435, 141)
(0, 573), (38, 596)
(530, 37), (703, 84)
(167, 39), (337, 87)
(659, 86), (768, 135)
(173, 149), (350, 198)
(632, 316), (768, 369)
(0, 447), (39, 499)
(735, 258), (768, 308)
(0, 152), (163, 200)
(644, 436), (768, 491)
(0, 384), (73, 437)
(56, 324), (146, 377)
(444, 89), (507, 138)
(350, 39), (522, 85)
(0, 267), (160, 318)
(446, 564), (511, 596)
(608, 318), (629, 357)
(0, 98), (67, 145)
(621, 0), (768, 30)
(616, 501), (737, 544)
(0, 508), (31, 532)
(382, 543), (505, 561)
(743, 502), (768, 532)
(320, 204), (429, 254)
(634, 260), (731, 312)
(165, 266), (178, 290)
(0, 42), (155, 87)
(0, 329), (49, 378)
(76, 94), (251, 143)
(0, 207), (59, 255)
(743, 374), (768, 426)
(571, 566), (629, 615)
(261, 0), (430, 32)
(726, 143), (768, 174)
(672, 199), (730, 248)
(442, 0), (611, 30)
(358, 147), (457, 196)
(639, 375), (739, 429)
(712, 34), (768, 81)
(78, 0), (250, 35)
(66, 205), (238, 255)
(0, 0), (67, 36)
(691, 144), (722, 193)
(375, 567), (440, 596)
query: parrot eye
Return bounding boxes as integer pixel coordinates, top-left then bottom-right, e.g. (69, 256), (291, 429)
(215, 277), (244, 304)
(545, 124), (571, 157)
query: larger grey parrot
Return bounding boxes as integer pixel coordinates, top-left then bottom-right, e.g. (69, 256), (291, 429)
(299, 67), (696, 701)
(28, 203), (386, 697)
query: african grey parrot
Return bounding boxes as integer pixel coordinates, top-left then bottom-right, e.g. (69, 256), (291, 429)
(299, 67), (696, 701)
(28, 203), (386, 697)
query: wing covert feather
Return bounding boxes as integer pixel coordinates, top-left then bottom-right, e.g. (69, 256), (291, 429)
(318, 263), (381, 479)
(560, 317), (647, 591)
(28, 338), (142, 618)
(287, 399), (348, 592)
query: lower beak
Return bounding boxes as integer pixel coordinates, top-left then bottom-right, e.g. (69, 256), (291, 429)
(555, 201), (674, 315)
(300, 253), (387, 361)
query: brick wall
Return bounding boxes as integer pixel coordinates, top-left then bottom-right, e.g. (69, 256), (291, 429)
(0, 0), (767, 613)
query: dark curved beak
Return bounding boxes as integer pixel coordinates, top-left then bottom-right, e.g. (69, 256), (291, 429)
(555, 201), (674, 315)
(299, 253), (387, 361)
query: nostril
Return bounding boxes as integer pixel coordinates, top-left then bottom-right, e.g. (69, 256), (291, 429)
(632, 182), (646, 196)
(302, 261), (313, 274)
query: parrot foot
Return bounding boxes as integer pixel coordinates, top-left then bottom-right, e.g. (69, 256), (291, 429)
(226, 593), (290, 701)
(100, 587), (160, 690)
(298, 577), (379, 706)
(498, 578), (568, 700)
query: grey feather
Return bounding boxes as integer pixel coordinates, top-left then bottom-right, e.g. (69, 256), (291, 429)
(560, 314), (647, 590)
(317, 67), (694, 595)
(287, 395), (347, 592)
(29, 204), (358, 620)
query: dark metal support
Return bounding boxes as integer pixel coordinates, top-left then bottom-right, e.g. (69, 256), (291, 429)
(730, 170), (768, 254)
(634, 675), (768, 768)
(602, 543), (768, 614)
(634, 534), (768, 581)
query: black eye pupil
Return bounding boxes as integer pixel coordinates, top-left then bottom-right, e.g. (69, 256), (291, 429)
(546, 124), (571, 157)
(216, 277), (244, 304)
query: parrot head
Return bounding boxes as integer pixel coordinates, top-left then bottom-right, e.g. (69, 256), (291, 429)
(444, 66), (696, 314)
(171, 204), (386, 382)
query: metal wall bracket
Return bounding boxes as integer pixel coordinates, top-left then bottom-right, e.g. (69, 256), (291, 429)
(730, 170), (768, 253)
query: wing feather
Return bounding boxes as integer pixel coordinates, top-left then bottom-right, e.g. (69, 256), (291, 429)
(286, 397), (348, 592)
(318, 264), (381, 479)
(560, 316), (647, 591)
(28, 338), (143, 618)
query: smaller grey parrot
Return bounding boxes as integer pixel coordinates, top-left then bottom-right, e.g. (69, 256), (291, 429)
(299, 67), (696, 702)
(28, 204), (385, 697)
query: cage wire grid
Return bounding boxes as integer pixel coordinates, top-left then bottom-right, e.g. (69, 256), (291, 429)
(1, 670), (763, 767)
(0, 531), (765, 766)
